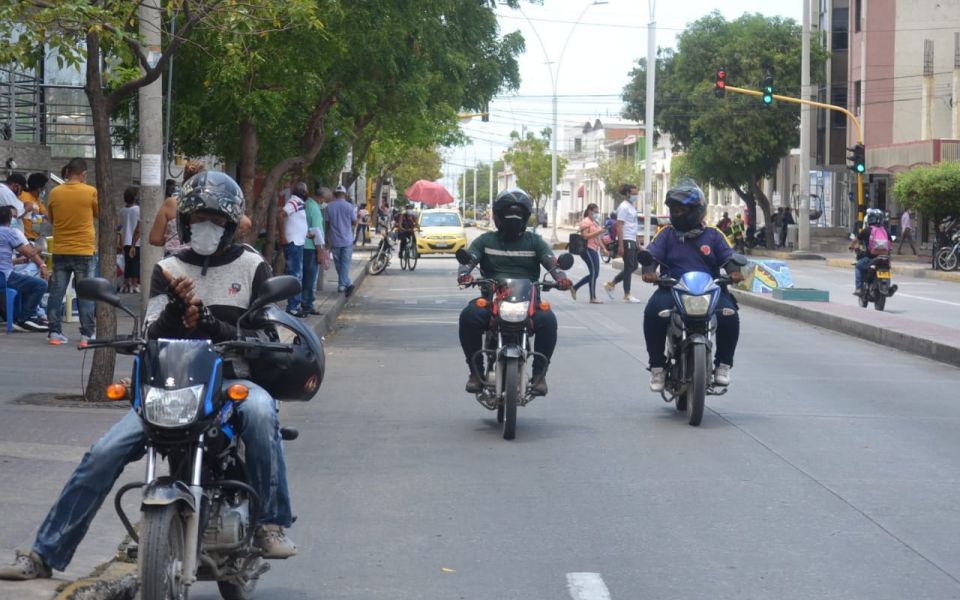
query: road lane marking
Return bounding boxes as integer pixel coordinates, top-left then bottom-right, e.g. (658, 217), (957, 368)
(897, 293), (960, 307)
(0, 441), (87, 463)
(567, 573), (612, 600)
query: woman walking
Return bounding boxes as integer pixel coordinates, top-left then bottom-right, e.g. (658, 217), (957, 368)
(571, 203), (606, 303)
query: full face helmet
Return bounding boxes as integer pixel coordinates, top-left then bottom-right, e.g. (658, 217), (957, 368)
(865, 208), (883, 226)
(493, 188), (533, 240)
(245, 306), (325, 402)
(177, 171), (245, 253)
(664, 179), (707, 233)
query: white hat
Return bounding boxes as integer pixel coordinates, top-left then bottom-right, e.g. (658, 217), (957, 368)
(335, 184), (347, 194)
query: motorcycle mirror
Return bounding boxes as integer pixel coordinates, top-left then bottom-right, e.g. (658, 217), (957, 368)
(637, 249), (655, 266)
(76, 277), (122, 306)
(728, 253), (749, 267)
(248, 275), (302, 313)
(556, 253), (574, 270)
(455, 249), (473, 265)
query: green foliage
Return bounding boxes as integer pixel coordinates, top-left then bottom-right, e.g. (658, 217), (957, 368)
(392, 147), (443, 194)
(892, 161), (960, 219)
(668, 153), (693, 186)
(503, 130), (565, 208)
(592, 156), (642, 197)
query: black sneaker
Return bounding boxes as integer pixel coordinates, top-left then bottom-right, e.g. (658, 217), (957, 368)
(345, 285), (355, 297)
(286, 309), (307, 318)
(21, 318), (49, 332)
(465, 374), (482, 394)
(530, 374), (548, 396)
(10, 321), (28, 332)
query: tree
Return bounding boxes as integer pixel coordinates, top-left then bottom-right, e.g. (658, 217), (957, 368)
(503, 130), (565, 219)
(892, 161), (960, 221)
(0, 0), (241, 400)
(622, 12), (825, 247)
(593, 156), (642, 197)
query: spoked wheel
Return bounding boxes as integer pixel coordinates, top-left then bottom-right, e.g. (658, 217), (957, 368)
(367, 249), (389, 275)
(139, 504), (188, 600)
(874, 295), (886, 311)
(688, 345), (707, 427)
(399, 247), (409, 270)
(502, 358), (519, 440)
(408, 244), (418, 271)
(936, 248), (958, 271)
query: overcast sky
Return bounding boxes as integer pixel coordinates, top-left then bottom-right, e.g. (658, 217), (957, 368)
(444, 0), (803, 193)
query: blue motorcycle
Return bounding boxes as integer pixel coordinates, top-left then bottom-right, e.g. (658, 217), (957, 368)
(639, 251), (747, 426)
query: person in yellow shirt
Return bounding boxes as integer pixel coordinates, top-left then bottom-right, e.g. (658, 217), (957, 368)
(46, 157), (98, 346)
(20, 172), (49, 241)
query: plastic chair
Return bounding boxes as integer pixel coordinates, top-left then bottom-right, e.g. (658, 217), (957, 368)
(3, 286), (19, 333)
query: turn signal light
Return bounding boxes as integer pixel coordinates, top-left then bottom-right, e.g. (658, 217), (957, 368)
(227, 384), (249, 401)
(105, 383), (127, 401)
(475, 298), (489, 308)
(538, 301), (551, 311)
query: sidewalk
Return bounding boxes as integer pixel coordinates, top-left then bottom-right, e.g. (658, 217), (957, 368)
(0, 255), (369, 600)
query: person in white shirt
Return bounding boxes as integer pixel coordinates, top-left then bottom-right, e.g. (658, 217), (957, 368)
(604, 183), (643, 303)
(0, 173), (26, 219)
(119, 186), (141, 293)
(278, 181), (309, 316)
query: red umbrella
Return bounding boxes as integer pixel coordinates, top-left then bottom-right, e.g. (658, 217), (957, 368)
(404, 180), (454, 207)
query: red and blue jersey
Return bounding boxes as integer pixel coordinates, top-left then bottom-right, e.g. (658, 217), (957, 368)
(646, 226), (734, 279)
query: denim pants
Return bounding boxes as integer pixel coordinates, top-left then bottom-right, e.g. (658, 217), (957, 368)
(32, 380), (292, 571)
(283, 242), (304, 312)
(643, 287), (740, 369)
(47, 255), (96, 336)
(459, 298), (558, 375)
(0, 271), (47, 321)
(301, 247), (319, 311)
(573, 247), (600, 299)
(855, 256), (872, 290)
(331, 245), (353, 291)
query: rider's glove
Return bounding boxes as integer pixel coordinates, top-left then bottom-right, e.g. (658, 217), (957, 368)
(458, 274), (474, 286)
(555, 277), (572, 290)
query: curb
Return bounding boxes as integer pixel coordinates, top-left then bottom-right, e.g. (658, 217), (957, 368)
(312, 262), (370, 338)
(731, 289), (960, 368)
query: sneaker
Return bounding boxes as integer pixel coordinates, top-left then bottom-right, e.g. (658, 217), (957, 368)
(604, 282), (615, 300)
(286, 309), (307, 318)
(649, 368), (666, 392)
(345, 285), (355, 297)
(529, 374), (548, 396)
(0, 550), (52, 580)
(78, 334), (95, 348)
(10, 321), (29, 332)
(714, 363), (732, 386)
(17, 319), (48, 332)
(48, 332), (68, 345)
(569, 286), (577, 301)
(624, 295), (642, 304)
(465, 373), (482, 394)
(255, 525), (297, 559)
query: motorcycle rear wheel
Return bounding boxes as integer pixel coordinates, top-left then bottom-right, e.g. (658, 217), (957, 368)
(139, 504), (188, 600)
(936, 248), (958, 271)
(502, 358), (519, 440)
(688, 345), (707, 427)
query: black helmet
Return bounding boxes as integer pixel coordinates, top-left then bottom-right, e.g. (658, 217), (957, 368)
(245, 306), (325, 402)
(664, 179), (707, 233)
(865, 208), (883, 226)
(177, 171), (245, 251)
(493, 188), (533, 238)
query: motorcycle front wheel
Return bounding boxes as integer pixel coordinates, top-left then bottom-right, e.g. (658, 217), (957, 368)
(139, 504), (188, 600)
(502, 358), (520, 440)
(688, 345), (707, 427)
(367, 250), (389, 275)
(408, 244), (419, 271)
(936, 248), (958, 271)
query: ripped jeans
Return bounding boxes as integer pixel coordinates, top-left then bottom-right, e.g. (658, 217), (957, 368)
(32, 380), (292, 571)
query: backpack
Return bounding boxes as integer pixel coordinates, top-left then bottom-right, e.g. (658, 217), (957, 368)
(867, 225), (891, 255)
(567, 232), (585, 254)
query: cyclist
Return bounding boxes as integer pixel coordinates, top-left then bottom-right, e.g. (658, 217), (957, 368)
(395, 206), (420, 258)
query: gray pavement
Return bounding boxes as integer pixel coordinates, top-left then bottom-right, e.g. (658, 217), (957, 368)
(198, 248), (960, 599)
(0, 255), (368, 600)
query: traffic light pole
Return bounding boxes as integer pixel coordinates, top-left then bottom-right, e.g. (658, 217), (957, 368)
(723, 84), (865, 231)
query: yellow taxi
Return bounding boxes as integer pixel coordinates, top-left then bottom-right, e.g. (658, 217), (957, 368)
(416, 209), (468, 255)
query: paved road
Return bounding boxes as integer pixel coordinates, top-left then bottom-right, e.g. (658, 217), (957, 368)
(180, 249), (960, 600)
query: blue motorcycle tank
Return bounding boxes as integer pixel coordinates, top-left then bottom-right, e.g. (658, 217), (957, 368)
(679, 271), (715, 294)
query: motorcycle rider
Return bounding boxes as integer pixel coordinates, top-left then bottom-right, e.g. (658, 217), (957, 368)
(0, 171), (297, 582)
(457, 188), (572, 396)
(850, 207), (892, 296)
(640, 180), (744, 392)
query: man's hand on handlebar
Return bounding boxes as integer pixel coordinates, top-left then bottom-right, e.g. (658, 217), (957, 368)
(642, 272), (658, 283)
(554, 277), (572, 290)
(729, 272), (745, 283)
(458, 274), (474, 286)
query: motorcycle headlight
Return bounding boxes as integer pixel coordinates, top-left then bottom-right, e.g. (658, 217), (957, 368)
(681, 293), (712, 317)
(143, 385), (204, 427)
(499, 300), (530, 323)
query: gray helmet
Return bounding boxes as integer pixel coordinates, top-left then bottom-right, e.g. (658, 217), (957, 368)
(177, 171), (245, 251)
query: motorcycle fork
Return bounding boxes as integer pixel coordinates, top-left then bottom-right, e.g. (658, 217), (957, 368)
(180, 436), (205, 586)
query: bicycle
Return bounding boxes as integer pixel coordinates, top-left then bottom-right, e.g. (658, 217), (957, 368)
(399, 234), (419, 271)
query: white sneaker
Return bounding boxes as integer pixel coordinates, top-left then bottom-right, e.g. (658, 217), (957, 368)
(714, 363), (731, 386)
(649, 368), (666, 392)
(604, 282), (615, 300)
(624, 295), (642, 304)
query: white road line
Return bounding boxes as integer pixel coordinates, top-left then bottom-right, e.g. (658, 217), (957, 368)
(567, 572), (612, 600)
(897, 293), (960, 307)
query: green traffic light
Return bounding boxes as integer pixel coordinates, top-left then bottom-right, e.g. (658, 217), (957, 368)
(762, 86), (774, 105)
(856, 163), (865, 174)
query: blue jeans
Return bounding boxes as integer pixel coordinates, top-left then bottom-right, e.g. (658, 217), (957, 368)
(0, 271), (47, 321)
(301, 246), (319, 311)
(331, 245), (353, 291)
(283, 243), (304, 312)
(47, 255), (96, 336)
(855, 256), (872, 290)
(32, 380), (292, 571)
(573, 248), (600, 299)
(643, 287), (740, 369)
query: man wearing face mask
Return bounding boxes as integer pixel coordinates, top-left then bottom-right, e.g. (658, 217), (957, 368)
(457, 188), (572, 396)
(0, 171), (298, 583)
(604, 183), (643, 303)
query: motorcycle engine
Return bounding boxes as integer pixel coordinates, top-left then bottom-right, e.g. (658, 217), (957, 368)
(202, 496), (251, 551)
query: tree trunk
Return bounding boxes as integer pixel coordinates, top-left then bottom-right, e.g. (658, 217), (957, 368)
(748, 180), (775, 248)
(238, 118), (259, 243)
(84, 33), (119, 402)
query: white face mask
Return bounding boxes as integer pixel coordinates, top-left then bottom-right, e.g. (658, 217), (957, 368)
(629, 194), (640, 204)
(190, 221), (225, 256)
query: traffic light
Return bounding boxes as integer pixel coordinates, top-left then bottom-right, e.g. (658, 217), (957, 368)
(761, 74), (774, 105)
(847, 143), (866, 174)
(714, 68), (727, 98)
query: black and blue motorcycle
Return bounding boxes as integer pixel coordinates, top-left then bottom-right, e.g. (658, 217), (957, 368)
(76, 275), (323, 600)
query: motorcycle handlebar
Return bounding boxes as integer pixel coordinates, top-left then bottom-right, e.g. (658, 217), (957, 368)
(459, 278), (560, 291)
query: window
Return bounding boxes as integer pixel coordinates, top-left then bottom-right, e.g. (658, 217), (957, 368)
(831, 7), (848, 51)
(830, 84), (848, 128)
(854, 0), (862, 32)
(419, 212), (462, 227)
(574, 137), (582, 153)
(854, 80), (862, 116)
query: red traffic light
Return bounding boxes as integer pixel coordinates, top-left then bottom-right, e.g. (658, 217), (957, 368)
(714, 68), (727, 98)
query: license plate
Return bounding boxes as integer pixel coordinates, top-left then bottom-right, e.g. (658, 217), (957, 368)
(877, 271), (891, 279)
(433, 242), (451, 248)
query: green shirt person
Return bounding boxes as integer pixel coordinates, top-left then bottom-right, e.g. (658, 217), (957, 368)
(301, 190), (327, 314)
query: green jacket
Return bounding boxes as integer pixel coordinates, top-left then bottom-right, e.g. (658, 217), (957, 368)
(466, 231), (555, 281)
